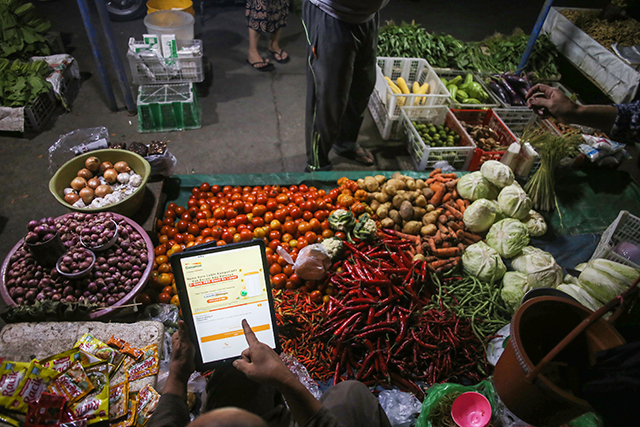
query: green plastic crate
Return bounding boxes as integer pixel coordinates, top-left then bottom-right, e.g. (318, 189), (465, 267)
(137, 83), (201, 133)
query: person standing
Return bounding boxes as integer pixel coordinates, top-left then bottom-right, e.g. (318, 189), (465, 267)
(247, 0), (291, 72)
(303, 0), (389, 171)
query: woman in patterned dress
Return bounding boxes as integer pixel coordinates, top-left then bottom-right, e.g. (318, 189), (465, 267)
(246, 0), (290, 71)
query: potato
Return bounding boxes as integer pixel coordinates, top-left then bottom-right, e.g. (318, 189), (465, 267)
(392, 194), (405, 209)
(374, 175), (387, 184)
(389, 209), (402, 225)
(374, 192), (389, 203)
(413, 253), (426, 262)
(382, 183), (396, 197)
(387, 179), (406, 191)
(383, 202), (392, 209)
(394, 224), (402, 231)
(369, 200), (381, 212)
(422, 212), (439, 226)
(406, 179), (417, 191)
(392, 172), (404, 180)
(421, 224), (437, 236)
(407, 191), (419, 202)
(403, 221), (422, 235)
(364, 176), (379, 192)
(400, 200), (414, 220)
(357, 178), (366, 189)
(413, 207), (426, 218)
(422, 187), (435, 199)
(380, 217), (395, 229)
(426, 204), (435, 212)
(414, 194), (427, 207)
(376, 205), (389, 219)
(416, 179), (426, 189)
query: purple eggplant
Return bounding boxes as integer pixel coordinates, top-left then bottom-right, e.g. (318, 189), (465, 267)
(503, 73), (531, 91)
(496, 76), (524, 106)
(487, 80), (511, 106)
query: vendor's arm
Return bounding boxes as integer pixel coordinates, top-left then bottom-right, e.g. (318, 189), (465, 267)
(526, 84), (618, 133)
(233, 319), (326, 426)
(148, 321), (196, 427)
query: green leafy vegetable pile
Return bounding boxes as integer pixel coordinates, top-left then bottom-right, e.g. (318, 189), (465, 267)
(377, 22), (560, 80)
(0, 0), (53, 60)
(0, 58), (51, 107)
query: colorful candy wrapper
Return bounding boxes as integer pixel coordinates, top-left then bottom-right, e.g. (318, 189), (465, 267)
(24, 392), (67, 427)
(48, 362), (94, 404)
(74, 334), (117, 364)
(108, 381), (129, 422)
(0, 360), (30, 409)
(121, 344), (144, 361)
(41, 350), (101, 373)
(70, 363), (109, 424)
(134, 385), (159, 427)
(111, 393), (138, 427)
(6, 361), (59, 413)
(124, 345), (159, 382)
(107, 336), (127, 350)
(0, 413), (20, 427)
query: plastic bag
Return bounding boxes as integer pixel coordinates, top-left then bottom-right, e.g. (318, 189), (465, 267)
(415, 380), (496, 427)
(486, 324), (511, 366)
(48, 127), (110, 173)
(378, 389), (422, 427)
(280, 353), (322, 400)
(433, 160), (456, 173)
(146, 150), (177, 176)
(293, 244), (331, 281)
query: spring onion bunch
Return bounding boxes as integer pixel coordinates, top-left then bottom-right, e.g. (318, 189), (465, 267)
(523, 128), (581, 211)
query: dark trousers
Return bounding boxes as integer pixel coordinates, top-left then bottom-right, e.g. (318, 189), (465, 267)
(302, 0), (379, 170)
(205, 364), (391, 427)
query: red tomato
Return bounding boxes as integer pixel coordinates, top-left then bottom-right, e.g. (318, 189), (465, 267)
(304, 231), (317, 244)
(222, 230), (233, 243)
(283, 264), (294, 276)
(240, 229), (254, 241)
(310, 290), (323, 303)
(290, 207), (302, 219)
(187, 224), (200, 235)
(272, 274), (287, 289)
(269, 230), (281, 241)
(268, 239), (281, 251)
(225, 207), (238, 219)
(298, 222), (311, 234)
(252, 217), (264, 227)
(297, 237), (308, 249)
(264, 211), (274, 224)
(269, 263), (282, 275)
(136, 292), (152, 305)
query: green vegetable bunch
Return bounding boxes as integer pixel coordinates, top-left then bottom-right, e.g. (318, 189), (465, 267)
(412, 121), (461, 148)
(0, 58), (51, 107)
(0, 0), (53, 60)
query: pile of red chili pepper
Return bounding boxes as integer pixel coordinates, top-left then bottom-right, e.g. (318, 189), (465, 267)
(271, 230), (489, 397)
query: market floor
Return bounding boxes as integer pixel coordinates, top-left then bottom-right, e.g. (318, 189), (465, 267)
(1, 0), (638, 305)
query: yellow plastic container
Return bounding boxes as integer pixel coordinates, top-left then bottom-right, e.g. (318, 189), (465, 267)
(147, 0), (194, 16)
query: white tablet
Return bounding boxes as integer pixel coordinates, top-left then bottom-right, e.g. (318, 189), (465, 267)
(170, 240), (280, 370)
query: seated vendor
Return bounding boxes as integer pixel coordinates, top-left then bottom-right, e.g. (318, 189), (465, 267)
(147, 320), (391, 427)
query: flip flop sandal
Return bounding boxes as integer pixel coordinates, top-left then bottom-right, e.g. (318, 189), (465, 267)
(338, 147), (375, 166)
(247, 59), (274, 72)
(268, 49), (290, 64)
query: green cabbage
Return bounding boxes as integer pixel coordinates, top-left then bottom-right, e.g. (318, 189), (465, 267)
(521, 209), (547, 237)
(589, 258), (640, 286)
(463, 199), (499, 233)
(456, 171), (499, 201)
(486, 218), (530, 259)
(461, 241), (507, 283)
(501, 271), (530, 313)
(480, 160), (514, 188)
(579, 266), (628, 304)
(498, 184), (532, 220)
(511, 246), (563, 288)
(557, 284), (603, 312)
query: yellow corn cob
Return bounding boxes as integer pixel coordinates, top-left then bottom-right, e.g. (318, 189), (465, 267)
(412, 81), (421, 94)
(396, 77), (410, 94)
(385, 76), (404, 107)
(417, 82), (430, 105)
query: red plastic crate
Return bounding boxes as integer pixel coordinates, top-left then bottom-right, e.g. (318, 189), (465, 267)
(452, 109), (518, 171)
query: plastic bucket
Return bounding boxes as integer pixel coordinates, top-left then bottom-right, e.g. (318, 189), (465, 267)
(493, 296), (625, 427)
(147, 0), (194, 16)
(144, 10), (194, 40)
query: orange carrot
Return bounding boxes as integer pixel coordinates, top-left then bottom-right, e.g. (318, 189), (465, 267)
(445, 179), (459, 189)
(455, 198), (466, 213)
(429, 184), (447, 206)
(429, 168), (442, 178)
(440, 173), (458, 179)
(425, 178), (436, 185)
(431, 247), (460, 257)
(442, 204), (463, 220)
(460, 231), (482, 243)
(451, 189), (458, 199)
(431, 258), (453, 269)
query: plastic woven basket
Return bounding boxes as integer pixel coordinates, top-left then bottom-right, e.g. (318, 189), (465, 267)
(591, 210), (640, 269)
(24, 90), (56, 132)
(401, 105), (476, 171)
(137, 83), (201, 133)
(434, 68), (501, 109)
(451, 109), (518, 171)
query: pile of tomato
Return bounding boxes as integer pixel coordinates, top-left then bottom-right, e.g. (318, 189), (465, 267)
(140, 179), (366, 305)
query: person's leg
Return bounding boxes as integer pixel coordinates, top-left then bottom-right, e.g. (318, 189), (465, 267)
(269, 28), (288, 62)
(302, 0), (357, 171)
(204, 362), (292, 427)
(333, 15), (379, 164)
(248, 27), (271, 69)
(319, 381), (392, 427)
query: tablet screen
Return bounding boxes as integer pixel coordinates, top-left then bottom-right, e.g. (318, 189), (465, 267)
(177, 244), (277, 364)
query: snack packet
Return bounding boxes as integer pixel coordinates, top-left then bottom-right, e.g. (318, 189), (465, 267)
(0, 413), (20, 427)
(74, 334), (117, 364)
(124, 345), (159, 382)
(107, 336), (127, 350)
(48, 362), (94, 404)
(6, 361), (59, 413)
(41, 349), (102, 373)
(0, 360), (30, 409)
(121, 344), (144, 361)
(112, 393), (138, 427)
(108, 381), (129, 422)
(70, 363), (109, 424)
(134, 385), (160, 427)
(24, 392), (67, 427)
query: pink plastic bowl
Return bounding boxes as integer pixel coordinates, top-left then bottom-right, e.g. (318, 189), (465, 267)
(451, 392), (492, 427)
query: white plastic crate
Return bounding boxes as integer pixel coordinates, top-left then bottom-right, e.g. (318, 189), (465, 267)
(434, 68), (501, 109)
(128, 39), (204, 85)
(368, 89), (404, 140)
(591, 211), (640, 269)
(401, 106), (476, 171)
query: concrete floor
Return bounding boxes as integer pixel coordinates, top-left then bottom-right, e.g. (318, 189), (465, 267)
(0, 0), (618, 267)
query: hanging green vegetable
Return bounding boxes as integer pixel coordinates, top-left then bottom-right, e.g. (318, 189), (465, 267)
(0, 0), (53, 60)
